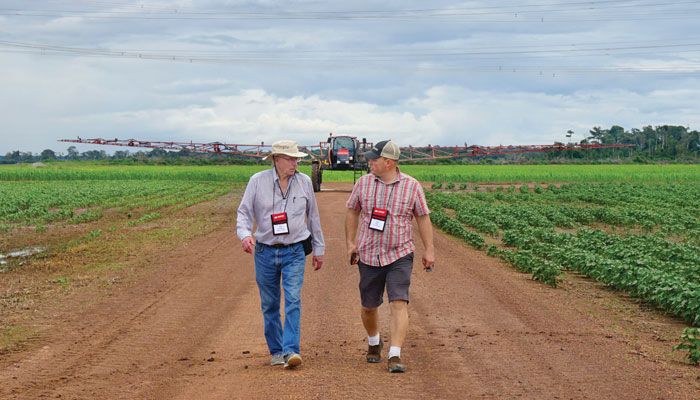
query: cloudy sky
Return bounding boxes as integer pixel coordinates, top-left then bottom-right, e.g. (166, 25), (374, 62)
(1, 0), (699, 154)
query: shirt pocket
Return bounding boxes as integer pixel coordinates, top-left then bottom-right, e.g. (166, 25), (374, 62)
(289, 195), (308, 217)
(393, 197), (413, 216)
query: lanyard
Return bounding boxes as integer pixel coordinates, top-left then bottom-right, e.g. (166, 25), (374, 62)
(371, 175), (397, 211)
(272, 172), (296, 213)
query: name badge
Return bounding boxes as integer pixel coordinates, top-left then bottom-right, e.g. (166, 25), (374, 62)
(369, 207), (388, 232)
(271, 212), (290, 235)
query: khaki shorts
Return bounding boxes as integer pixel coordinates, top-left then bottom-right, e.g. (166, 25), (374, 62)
(358, 253), (414, 308)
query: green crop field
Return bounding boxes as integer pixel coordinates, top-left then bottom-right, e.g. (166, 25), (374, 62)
(0, 164), (239, 232)
(2, 163), (698, 231)
(3, 163), (698, 183)
(0, 180), (229, 229)
(427, 181), (700, 326)
(0, 163), (266, 182)
(401, 164), (700, 183)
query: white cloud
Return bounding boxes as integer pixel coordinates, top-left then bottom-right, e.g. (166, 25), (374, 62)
(29, 85), (696, 154)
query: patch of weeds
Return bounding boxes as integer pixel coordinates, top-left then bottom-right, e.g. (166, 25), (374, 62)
(86, 229), (102, 239)
(0, 223), (13, 233)
(35, 224), (47, 233)
(42, 209), (73, 223)
(68, 209), (103, 224)
(146, 229), (176, 241)
(83, 262), (123, 271)
(673, 327), (700, 365)
(127, 213), (162, 226)
(64, 229), (102, 250)
(431, 182), (443, 189)
(1, 325), (35, 352)
(53, 276), (70, 289)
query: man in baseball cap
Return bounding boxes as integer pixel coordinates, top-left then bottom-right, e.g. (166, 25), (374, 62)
(346, 138), (435, 373)
(363, 139), (401, 161)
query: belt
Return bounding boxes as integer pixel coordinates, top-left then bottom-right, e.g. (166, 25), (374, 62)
(262, 242), (296, 248)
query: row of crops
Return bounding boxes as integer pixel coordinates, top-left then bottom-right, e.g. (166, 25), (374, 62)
(0, 166), (235, 231)
(3, 163), (699, 183)
(427, 182), (700, 326)
(0, 180), (231, 229)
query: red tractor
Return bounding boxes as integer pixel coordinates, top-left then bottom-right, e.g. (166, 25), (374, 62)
(310, 134), (372, 192)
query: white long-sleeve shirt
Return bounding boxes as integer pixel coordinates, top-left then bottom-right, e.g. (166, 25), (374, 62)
(236, 168), (325, 256)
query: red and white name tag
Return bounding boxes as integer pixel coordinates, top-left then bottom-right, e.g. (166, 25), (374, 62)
(369, 207), (388, 232)
(271, 212), (290, 235)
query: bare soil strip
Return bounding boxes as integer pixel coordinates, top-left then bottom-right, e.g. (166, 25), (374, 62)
(1, 182), (698, 399)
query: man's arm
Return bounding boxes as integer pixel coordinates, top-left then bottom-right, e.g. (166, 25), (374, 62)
(415, 213), (435, 270)
(305, 177), (325, 270)
(345, 208), (360, 264)
(236, 177), (257, 254)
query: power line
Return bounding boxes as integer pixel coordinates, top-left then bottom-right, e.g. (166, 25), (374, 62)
(1, 39), (697, 58)
(1, 39), (698, 73)
(2, 1), (700, 21)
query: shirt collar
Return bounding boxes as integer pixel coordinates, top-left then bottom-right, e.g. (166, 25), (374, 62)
(372, 167), (403, 185)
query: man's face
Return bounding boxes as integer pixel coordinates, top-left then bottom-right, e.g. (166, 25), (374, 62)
(368, 157), (391, 175)
(274, 155), (299, 177)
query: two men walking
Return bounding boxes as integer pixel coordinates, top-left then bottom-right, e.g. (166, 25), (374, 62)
(237, 138), (434, 372)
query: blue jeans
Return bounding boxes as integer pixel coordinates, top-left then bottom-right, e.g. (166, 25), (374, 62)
(254, 242), (306, 356)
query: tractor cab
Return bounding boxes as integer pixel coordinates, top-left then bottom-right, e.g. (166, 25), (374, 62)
(329, 135), (356, 170)
(310, 134), (371, 192)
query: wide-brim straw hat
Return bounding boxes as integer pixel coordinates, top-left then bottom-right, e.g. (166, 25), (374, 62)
(262, 140), (309, 160)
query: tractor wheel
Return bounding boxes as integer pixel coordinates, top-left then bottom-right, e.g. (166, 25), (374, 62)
(311, 162), (322, 192)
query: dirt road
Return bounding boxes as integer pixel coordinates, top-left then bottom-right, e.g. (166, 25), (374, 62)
(1, 183), (698, 399)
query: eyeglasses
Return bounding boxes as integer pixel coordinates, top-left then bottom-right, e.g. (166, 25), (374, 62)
(276, 155), (299, 162)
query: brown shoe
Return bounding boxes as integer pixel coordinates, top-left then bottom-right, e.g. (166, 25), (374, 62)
(366, 339), (383, 363)
(387, 356), (406, 373)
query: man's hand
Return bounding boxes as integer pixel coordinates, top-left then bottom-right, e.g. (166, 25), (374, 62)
(422, 247), (435, 271)
(345, 208), (360, 265)
(312, 255), (324, 271)
(347, 243), (359, 265)
(241, 236), (255, 254)
(415, 213), (435, 272)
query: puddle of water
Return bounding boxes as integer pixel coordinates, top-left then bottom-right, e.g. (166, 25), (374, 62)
(0, 246), (47, 267)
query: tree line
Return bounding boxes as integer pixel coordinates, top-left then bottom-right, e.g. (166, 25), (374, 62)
(2, 125), (699, 165)
(0, 146), (261, 165)
(581, 125), (699, 161)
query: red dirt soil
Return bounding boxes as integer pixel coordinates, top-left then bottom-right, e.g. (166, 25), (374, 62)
(1, 182), (698, 399)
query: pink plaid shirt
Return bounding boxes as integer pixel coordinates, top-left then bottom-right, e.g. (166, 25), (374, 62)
(346, 169), (430, 267)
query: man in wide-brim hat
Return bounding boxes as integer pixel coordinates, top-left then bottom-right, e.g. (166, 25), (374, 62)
(237, 139), (325, 369)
